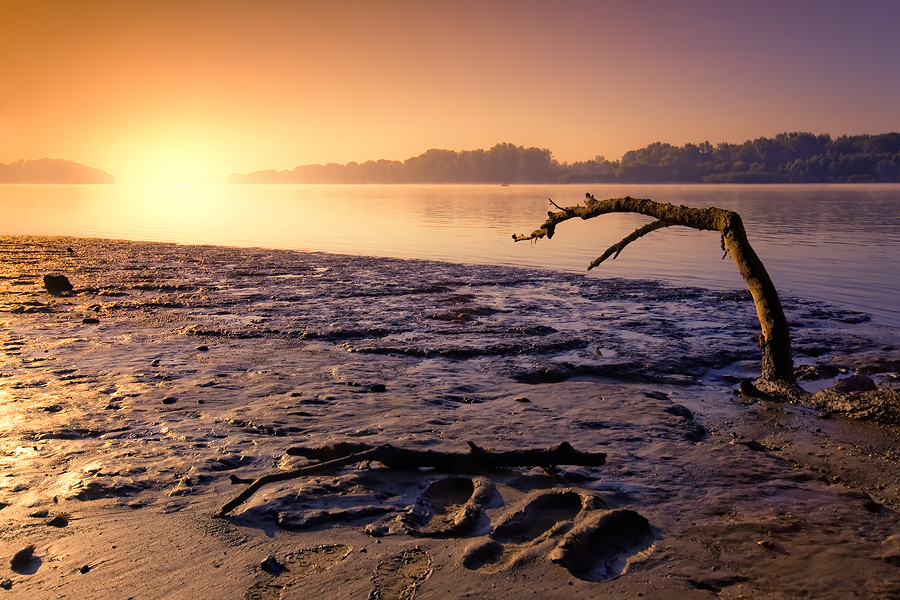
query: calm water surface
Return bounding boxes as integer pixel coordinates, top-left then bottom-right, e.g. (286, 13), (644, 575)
(2, 183), (899, 326)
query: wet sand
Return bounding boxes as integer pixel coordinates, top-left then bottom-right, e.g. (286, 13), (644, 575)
(1, 236), (900, 599)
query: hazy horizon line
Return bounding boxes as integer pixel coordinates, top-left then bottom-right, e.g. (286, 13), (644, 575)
(5, 130), (900, 184)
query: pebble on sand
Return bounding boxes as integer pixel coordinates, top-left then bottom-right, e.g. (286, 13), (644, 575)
(260, 555), (285, 575)
(10, 545), (35, 571)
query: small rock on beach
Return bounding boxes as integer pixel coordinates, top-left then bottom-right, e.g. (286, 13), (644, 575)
(43, 274), (73, 295)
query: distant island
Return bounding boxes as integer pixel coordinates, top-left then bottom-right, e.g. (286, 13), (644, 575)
(229, 132), (900, 185)
(0, 158), (115, 183)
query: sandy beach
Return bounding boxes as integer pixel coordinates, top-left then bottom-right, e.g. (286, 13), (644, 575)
(2, 236), (900, 599)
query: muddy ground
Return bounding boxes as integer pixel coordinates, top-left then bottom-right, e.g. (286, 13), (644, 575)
(1, 236), (899, 599)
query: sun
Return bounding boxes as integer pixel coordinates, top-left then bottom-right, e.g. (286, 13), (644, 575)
(121, 135), (227, 183)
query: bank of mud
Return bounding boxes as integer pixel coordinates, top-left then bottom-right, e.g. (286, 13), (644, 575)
(1, 236), (899, 599)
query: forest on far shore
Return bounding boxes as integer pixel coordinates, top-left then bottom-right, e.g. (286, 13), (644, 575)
(0, 158), (114, 184)
(229, 132), (900, 185)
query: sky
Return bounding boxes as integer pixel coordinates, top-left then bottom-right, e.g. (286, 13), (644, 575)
(2, 0), (899, 183)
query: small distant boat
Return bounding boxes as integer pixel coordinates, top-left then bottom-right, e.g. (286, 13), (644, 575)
(500, 182), (509, 186)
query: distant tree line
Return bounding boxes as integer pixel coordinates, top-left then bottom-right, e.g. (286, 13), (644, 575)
(0, 158), (115, 184)
(229, 132), (900, 184)
(229, 143), (562, 184)
(562, 132), (900, 184)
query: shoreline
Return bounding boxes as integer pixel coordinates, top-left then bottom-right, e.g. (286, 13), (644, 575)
(2, 236), (899, 598)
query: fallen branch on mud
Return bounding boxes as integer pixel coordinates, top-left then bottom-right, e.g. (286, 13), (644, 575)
(216, 441), (606, 517)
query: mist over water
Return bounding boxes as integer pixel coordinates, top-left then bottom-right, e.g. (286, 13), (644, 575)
(2, 183), (899, 326)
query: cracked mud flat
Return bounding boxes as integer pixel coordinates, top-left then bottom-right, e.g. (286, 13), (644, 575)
(1, 236), (900, 599)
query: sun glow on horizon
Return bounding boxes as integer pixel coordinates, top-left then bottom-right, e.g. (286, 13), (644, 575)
(124, 137), (229, 184)
(1, 1), (898, 182)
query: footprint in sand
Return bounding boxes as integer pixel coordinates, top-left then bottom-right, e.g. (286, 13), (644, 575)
(462, 489), (591, 572)
(368, 547), (433, 600)
(401, 476), (496, 537)
(548, 508), (655, 582)
(245, 544), (352, 600)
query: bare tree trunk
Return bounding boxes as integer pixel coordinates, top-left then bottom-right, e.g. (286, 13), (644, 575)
(514, 195), (800, 395)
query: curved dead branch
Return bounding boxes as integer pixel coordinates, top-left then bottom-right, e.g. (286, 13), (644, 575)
(514, 194), (800, 395)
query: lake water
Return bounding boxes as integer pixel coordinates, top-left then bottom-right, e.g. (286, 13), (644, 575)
(2, 183), (899, 326)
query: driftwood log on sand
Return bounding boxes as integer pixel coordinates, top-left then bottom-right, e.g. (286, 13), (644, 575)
(217, 442), (606, 517)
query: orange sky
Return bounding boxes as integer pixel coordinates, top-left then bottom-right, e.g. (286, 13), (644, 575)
(2, 0), (899, 183)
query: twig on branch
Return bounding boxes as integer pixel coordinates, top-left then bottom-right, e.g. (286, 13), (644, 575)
(588, 219), (674, 269)
(217, 449), (382, 517)
(216, 442), (606, 517)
